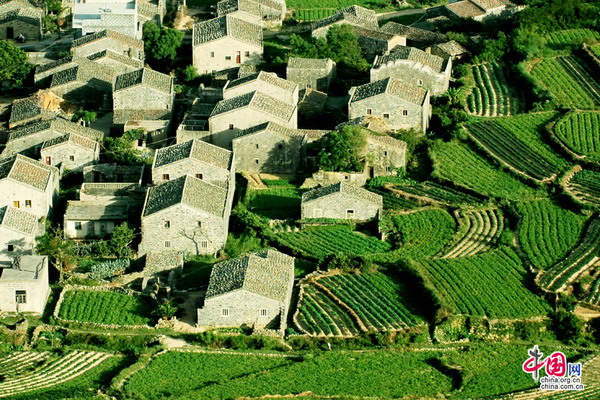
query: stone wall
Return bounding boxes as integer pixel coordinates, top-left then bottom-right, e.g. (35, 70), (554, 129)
(0, 19), (41, 40)
(349, 93), (429, 133)
(41, 143), (99, 173)
(301, 192), (381, 220)
(370, 59), (451, 95)
(232, 131), (305, 174)
(114, 86), (173, 111)
(152, 159), (233, 189)
(197, 290), (282, 328)
(83, 164), (144, 183)
(367, 139), (406, 176)
(0, 227), (35, 264)
(192, 38), (263, 75)
(64, 219), (119, 240)
(287, 65), (335, 92)
(0, 179), (55, 219)
(0, 257), (49, 314)
(3, 131), (62, 159)
(310, 170), (369, 187)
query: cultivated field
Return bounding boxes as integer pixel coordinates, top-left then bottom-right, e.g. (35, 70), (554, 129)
(466, 63), (526, 117)
(389, 180), (485, 206)
(438, 208), (504, 258)
(554, 111), (600, 161)
(565, 168), (600, 208)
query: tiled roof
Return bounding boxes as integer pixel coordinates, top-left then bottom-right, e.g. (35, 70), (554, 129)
(50, 58), (115, 87)
(235, 121), (303, 139)
(225, 71), (297, 93)
(0, 154), (57, 191)
(41, 132), (99, 152)
(380, 22), (447, 45)
(7, 119), (52, 141)
(8, 118), (103, 142)
(470, 0), (509, 11)
(143, 175), (228, 217)
(350, 77), (427, 106)
(9, 96), (43, 126)
(87, 50), (144, 69)
(353, 26), (397, 41)
(80, 182), (138, 198)
(113, 109), (172, 125)
(65, 200), (128, 220)
(0, 7), (40, 24)
(312, 5), (378, 31)
(302, 182), (383, 207)
(114, 68), (173, 93)
(154, 139), (233, 170)
(374, 45), (448, 73)
(71, 29), (144, 50)
(137, 0), (164, 19)
(35, 56), (74, 74)
(446, 0), (486, 18)
(0, 206), (38, 235)
(217, 0), (260, 17)
(205, 249), (293, 302)
(287, 57), (332, 70)
(193, 15), (262, 47)
(368, 132), (407, 150)
(433, 40), (467, 56)
(211, 90), (295, 121)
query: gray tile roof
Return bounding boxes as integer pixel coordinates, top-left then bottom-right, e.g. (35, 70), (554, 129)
(143, 175), (228, 217)
(353, 26), (397, 41)
(0, 154), (57, 191)
(0, 206), (38, 235)
(0, 7), (40, 25)
(446, 0), (486, 18)
(8, 118), (103, 142)
(35, 56), (74, 74)
(287, 57), (332, 71)
(211, 91), (295, 121)
(49, 57), (115, 87)
(114, 68), (173, 93)
(113, 109), (172, 125)
(7, 119), (52, 141)
(154, 138), (233, 170)
(9, 96), (44, 126)
(137, 0), (165, 19)
(234, 121), (303, 139)
(312, 5), (378, 31)
(193, 15), (262, 47)
(80, 182), (138, 198)
(65, 200), (129, 220)
(368, 132), (407, 150)
(205, 249), (293, 302)
(41, 132), (99, 152)
(380, 21), (447, 45)
(433, 40), (467, 56)
(87, 50), (144, 69)
(217, 0), (260, 17)
(374, 45), (448, 73)
(350, 77), (428, 106)
(71, 29), (144, 50)
(225, 71), (297, 93)
(302, 181), (383, 207)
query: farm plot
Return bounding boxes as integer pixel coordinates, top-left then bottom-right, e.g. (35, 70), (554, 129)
(467, 112), (567, 182)
(296, 273), (424, 335)
(292, 8), (337, 20)
(58, 289), (154, 326)
(554, 111), (600, 161)
(276, 225), (391, 259)
(0, 351), (111, 398)
(287, 0), (396, 11)
(429, 140), (541, 200)
(546, 28), (600, 50)
(418, 248), (551, 318)
(245, 188), (303, 219)
(438, 209), (504, 258)
(389, 180), (485, 206)
(466, 63), (526, 117)
(538, 215), (600, 292)
(530, 55), (600, 109)
(566, 168), (600, 207)
(367, 186), (421, 210)
(592, 44), (600, 59)
(586, 276), (600, 306)
(0, 352), (50, 378)
(515, 200), (588, 270)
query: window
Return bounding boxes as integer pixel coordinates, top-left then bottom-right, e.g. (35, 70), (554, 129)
(201, 240), (208, 248)
(418, 79), (423, 85)
(278, 144), (283, 149)
(383, 151), (388, 156)
(346, 209), (355, 219)
(402, 110), (408, 116)
(69, 155), (75, 161)
(383, 113), (390, 119)
(13, 201), (19, 208)
(210, 51), (215, 57)
(222, 308), (230, 316)
(137, 139), (144, 147)
(260, 308), (268, 317)
(245, 51), (250, 57)
(7, 244), (14, 252)
(255, 143), (259, 149)
(366, 108), (372, 115)
(75, 222), (82, 230)
(197, 221), (202, 228)
(164, 241), (171, 248)
(15, 290), (26, 304)
(196, 173), (203, 179)
(229, 124), (234, 130)
(162, 174), (170, 181)
(306, 84), (312, 89)
(225, 56), (231, 60)
(164, 221), (171, 228)
(254, 159), (259, 164)
(45, 156), (51, 165)
(25, 200), (31, 208)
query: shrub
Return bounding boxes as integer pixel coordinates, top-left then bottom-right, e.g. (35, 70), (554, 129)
(89, 259), (130, 280)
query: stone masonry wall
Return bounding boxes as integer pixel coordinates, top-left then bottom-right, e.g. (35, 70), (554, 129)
(301, 192), (381, 220)
(0, 19), (41, 40)
(0, 180), (54, 219)
(114, 86), (173, 111)
(197, 290), (282, 328)
(0, 258), (49, 314)
(0, 228), (35, 264)
(370, 60), (451, 95)
(232, 131), (304, 174)
(41, 143), (99, 173)
(349, 94), (426, 132)
(193, 38), (262, 75)
(152, 160), (232, 188)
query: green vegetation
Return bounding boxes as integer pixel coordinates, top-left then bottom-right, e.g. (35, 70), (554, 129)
(292, 8), (337, 21)
(554, 111), (600, 161)
(591, 44), (600, 58)
(36, 225), (77, 283)
(70, 110), (97, 126)
(245, 188), (303, 219)
(439, 208), (504, 258)
(103, 129), (146, 165)
(0, 40), (32, 86)
(417, 248), (551, 318)
(567, 168), (600, 207)
(276, 225), (390, 259)
(545, 28), (600, 51)
(467, 112), (567, 181)
(515, 200), (588, 270)
(287, 0), (396, 12)
(391, 180), (485, 205)
(58, 290), (154, 326)
(318, 126), (367, 172)
(466, 63), (526, 116)
(142, 21), (184, 70)
(430, 140), (541, 200)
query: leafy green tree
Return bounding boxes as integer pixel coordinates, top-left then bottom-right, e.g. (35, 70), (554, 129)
(143, 21), (183, 68)
(318, 125), (367, 172)
(550, 309), (584, 344)
(153, 301), (178, 319)
(0, 40), (32, 86)
(71, 110), (97, 126)
(36, 225), (77, 282)
(104, 129), (145, 165)
(323, 25), (369, 72)
(110, 223), (135, 258)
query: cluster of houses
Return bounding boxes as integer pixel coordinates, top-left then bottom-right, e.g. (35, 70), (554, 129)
(0, 0), (515, 330)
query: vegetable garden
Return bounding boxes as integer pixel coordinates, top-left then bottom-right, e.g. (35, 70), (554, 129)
(554, 111), (600, 162)
(545, 28), (600, 50)
(292, 8), (337, 21)
(438, 208), (504, 258)
(390, 180), (485, 206)
(466, 63), (526, 117)
(245, 188), (303, 219)
(566, 168), (600, 208)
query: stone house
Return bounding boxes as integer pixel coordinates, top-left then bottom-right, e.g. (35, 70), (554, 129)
(138, 175), (233, 256)
(63, 200), (129, 240)
(370, 46), (451, 95)
(216, 0), (285, 28)
(73, 0), (138, 38)
(151, 138), (234, 189)
(223, 71), (299, 105)
(34, 56), (81, 86)
(286, 57), (336, 92)
(0, 7), (41, 40)
(311, 5), (378, 39)
(192, 15), (263, 74)
(348, 77), (431, 133)
(430, 40), (468, 60)
(49, 61), (115, 109)
(366, 133), (407, 176)
(113, 68), (174, 125)
(445, 0), (519, 21)
(83, 163), (144, 183)
(71, 29), (145, 60)
(380, 22), (447, 49)
(0, 206), (40, 264)
(2, 118), (103, 159)
(7, 92), (61, 129)
(40, 132), (100, 173)
(352, 27), (407, 62)
(232, 122), (306, 174)
(0, 154), (60, 219)
(197, 249), (294, 330)
(123, 119), (170, 149)
(0, 255), (50, 314)
(86, 49), (145, 75)
(209, 91), (297, 149)
(137, 0), (166, 27)
(301, 182), (383, 220)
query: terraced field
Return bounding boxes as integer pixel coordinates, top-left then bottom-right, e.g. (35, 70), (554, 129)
(466, 63), (526, 117)
(553, 111), (600, 162)
(438, 209), (504, 259)
(0, 351), (112, 398)
(565, 168), (600, 207)
(586, 276), (600, 306)
(546, 28), (600, 50)
(389, 181), (485, 206)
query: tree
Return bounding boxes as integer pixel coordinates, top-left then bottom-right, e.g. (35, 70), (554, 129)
(323, 25), (369, 73)
(152, 300), (178, 319)
(71, 110), (97, 126)
(550, 309), (584, 344)
(0, 40), (32, 86)
(318, 125), (367, 172)
(36, 226), (77, 282)
(109, 223), (135, 258)
(143, 21), (183, 69)
(104, 129), (145, 165)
